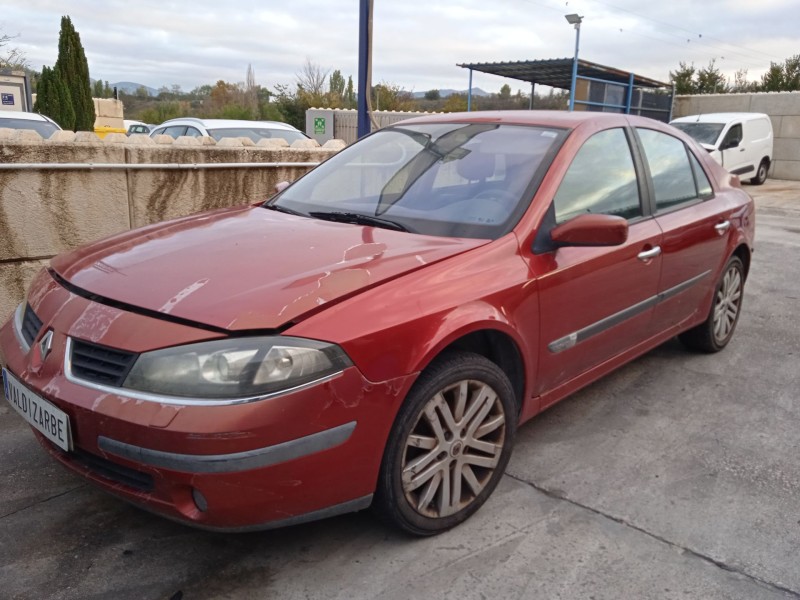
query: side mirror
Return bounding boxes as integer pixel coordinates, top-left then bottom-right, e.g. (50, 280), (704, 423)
(550, 214), (628, 247)
(274, 181), (290, 194)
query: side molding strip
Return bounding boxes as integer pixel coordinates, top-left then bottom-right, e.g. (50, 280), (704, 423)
(548, 270), (711, 354)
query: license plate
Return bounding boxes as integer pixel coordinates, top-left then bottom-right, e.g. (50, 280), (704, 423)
(3, 368), (72, 451)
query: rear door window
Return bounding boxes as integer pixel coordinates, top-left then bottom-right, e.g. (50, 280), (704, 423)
(637, 128), (707, 211)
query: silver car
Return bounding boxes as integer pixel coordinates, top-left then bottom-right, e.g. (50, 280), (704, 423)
(150, 117), (309, 144)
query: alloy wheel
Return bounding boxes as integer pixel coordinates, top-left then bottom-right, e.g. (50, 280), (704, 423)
(401, 379), (506, 519)
(713, 264), (742, 343)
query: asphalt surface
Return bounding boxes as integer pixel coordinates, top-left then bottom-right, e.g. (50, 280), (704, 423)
(1, 180), (799, 600)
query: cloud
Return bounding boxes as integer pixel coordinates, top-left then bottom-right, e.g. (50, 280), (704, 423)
(2, 0), (797, 93)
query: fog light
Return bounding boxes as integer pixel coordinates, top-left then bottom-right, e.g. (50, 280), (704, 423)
(192, 488), (208, 512)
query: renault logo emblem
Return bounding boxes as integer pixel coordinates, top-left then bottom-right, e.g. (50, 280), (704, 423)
(38, 330), (54, 362)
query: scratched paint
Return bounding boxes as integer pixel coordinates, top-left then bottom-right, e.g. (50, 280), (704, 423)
(277, 269), (370, 317)
(69, 303), (122, 342)
(340, 242), (387, 263)
(159, 278), (210, 314)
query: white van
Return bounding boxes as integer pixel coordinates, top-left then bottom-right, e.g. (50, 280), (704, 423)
(670, 112), (773, 185)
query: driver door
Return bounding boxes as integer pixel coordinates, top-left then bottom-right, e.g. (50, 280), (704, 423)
(528, 127), (663, 402)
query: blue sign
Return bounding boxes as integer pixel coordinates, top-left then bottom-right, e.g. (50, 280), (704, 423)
(1, 93), (14, 106)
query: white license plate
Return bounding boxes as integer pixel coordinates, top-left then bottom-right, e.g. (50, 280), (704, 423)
(3, 368), (72, 451)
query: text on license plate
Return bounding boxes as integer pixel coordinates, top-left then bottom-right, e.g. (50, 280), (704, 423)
(2, 368), (72, 451)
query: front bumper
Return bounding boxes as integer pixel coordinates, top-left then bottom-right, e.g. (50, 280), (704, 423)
(0, 271), (415, 530)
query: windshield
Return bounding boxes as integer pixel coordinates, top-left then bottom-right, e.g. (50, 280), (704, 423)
(270, 122), (566, 239)
(208, 127), (307, 144)
(0, 117), (59, 138)
(671, 122), (725, 146)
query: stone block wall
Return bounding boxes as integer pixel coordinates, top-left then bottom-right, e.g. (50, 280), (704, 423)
(673, 92), (800, 180)
(0, 130), (344, 321)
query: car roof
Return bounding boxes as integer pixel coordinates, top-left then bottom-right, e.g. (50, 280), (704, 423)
(671, 112), (770, 124)
(395, 110), (662, 131)
(0, 110), (50, 122)
(156, 118), (300, 131)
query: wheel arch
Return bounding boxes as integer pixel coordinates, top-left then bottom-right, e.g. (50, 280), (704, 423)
(732, 243), (751, 280)
(421, 327), (528, 414)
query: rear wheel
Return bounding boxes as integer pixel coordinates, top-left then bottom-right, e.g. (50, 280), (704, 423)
(750, 159), (769, 185)
(374, 352), (516, 535)
(679, 256), (745, 352)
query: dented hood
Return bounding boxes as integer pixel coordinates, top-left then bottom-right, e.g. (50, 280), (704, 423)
(50, 206), (486, 330)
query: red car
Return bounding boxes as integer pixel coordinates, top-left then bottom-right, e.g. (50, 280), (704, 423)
(1, 111), (754, 535)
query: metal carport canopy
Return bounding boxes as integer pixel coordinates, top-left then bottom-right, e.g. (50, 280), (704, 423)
(456, 57), (670, 90)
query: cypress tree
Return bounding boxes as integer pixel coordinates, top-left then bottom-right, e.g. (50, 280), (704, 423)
(54, 16), (95, 132)
(34, 65), (75, 131)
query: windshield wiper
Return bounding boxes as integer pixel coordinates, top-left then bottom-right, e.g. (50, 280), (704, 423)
(308, 211), (409, 232)
(263, 203), (306, 217)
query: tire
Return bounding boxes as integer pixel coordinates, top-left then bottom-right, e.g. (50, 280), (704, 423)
(679, 256), (745, 353)
(750, 159), (769, 185)
(374, 351), (517, 536)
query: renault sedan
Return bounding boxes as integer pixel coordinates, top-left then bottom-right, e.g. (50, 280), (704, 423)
(0, 111), (754, 535)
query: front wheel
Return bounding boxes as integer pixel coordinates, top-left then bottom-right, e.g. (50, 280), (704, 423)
(679, 256), (745, 352)
(374, 352), (517, 535)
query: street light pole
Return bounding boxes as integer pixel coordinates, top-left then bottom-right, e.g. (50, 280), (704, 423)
(565, 13), (583, 112)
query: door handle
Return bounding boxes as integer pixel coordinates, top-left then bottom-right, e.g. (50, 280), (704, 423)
(715, 221), (731, 234)
(637, 246), (661, 261)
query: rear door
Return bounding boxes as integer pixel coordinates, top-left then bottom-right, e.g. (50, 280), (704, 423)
(634, 127), (732, 334)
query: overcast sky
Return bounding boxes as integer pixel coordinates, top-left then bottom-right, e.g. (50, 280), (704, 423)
(2, 0), (798, 94)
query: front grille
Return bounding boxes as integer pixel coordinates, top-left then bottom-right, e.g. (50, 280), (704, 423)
(21, 304), (43, 348)
(69, 448), (154, 492)
(70, 339), (138, 387)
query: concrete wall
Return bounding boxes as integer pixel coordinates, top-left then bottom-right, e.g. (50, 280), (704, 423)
(93, 97), (125, 130)
(673, 92), (800, 180)
(0, 130), (344, 321)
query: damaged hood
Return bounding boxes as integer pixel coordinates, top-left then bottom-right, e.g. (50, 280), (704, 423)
(51, 206), (486, 330)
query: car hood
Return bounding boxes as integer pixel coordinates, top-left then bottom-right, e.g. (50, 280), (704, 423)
(51, 206), (486, 331)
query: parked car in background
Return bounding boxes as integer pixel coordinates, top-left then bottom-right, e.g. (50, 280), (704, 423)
(149, 118), (310, 144)
(125, 121), (153, 135)
(671, 112), (773, 184)
(1, 111), (754, 536)
(0, 110), (61, 138)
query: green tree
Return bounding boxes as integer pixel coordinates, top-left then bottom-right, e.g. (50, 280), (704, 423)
(424, 89), (440, 101)
(371, 82), (413, 111)
(34, 65), (75, 130)
(92, 79), (103, 98)
(344, 76), (356, 108)
(442, 93), (469, 112)
(761, 55), (800, 91)
(328, 69), (345, 106)
(696, 59), (727, 94)
(54, 16), (95, 131)
(670, 62), (697, 95)
(139, 101), (187, 125)
(498, 84), (512, 100)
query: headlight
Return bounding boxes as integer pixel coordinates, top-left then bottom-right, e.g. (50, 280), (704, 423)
(123, 336), (351, 399)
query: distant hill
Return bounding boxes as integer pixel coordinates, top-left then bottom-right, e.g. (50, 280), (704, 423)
(111, 82), (159, 97)
(413, 88), (490, 99)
